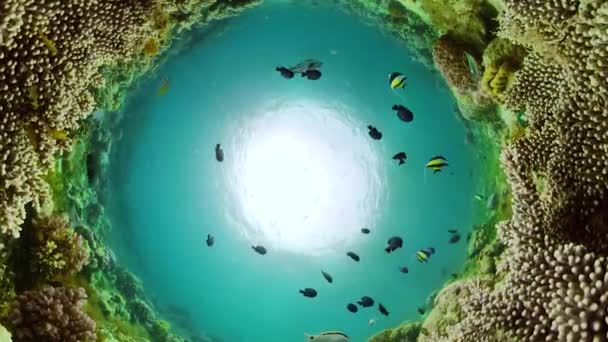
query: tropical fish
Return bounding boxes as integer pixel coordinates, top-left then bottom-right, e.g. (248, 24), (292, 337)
(48, 128), (69, 141)
(416, 250), (430, 263)
(463, 52), (480, 83)
(368, 318), (376, 326)
(388, 72), (407, 89)
(299, 288), (317, 298)
(367, 125), (382, 140)
(289, 59), (323, 73)
(487, 193), (498, 210)
(392, 104), (413, 122)
(418, 306), (426, 315)
(321, 271), (333, 284)
(361, 228), (371, 234)
(276, 66), (294, 79)
(38, 32), (58, 55)
(385, 236), (403, 253)
(357, 296), (374, 307)
(399, 266), (409, 274)
(426, 156), (448, 173)
(215, 144), (224, 162)
(304, 331), (349, 342)
(206, 234), (214, 247)
(157, 77), (170, 96)
(346, 251), (360, 262)
(448, 229), (458, 234)
(449, 234), (461, 244)
(422, 247), (435, 255)
(346, 303), (358, 313)
(474, 194), (485, 201)
(392, 152), (407, 165)
(252, 245), (267, 255)
(302, 69), (322, 80)
(378, 303), (389, 316)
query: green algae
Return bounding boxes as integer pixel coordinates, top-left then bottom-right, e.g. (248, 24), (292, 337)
(369, 321), (422, 342)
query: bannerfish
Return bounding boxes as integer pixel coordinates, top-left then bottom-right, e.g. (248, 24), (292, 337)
(347, 303), (358, 313)
(449, 234), (461, 244)
(300, 288), (318, 298)
(388, 72), (407, 89)
(206, 234), (214, 247)
(276, 66), (294, 79)
(252, 245), (267, 255)
(289, 59), (323, 73)
(418, 307), (426, 315)
(357, 296), (374, 307)
(157, 77), (170, 96)
(416, 250), (430, 263)
(448, 229), (458, 234)
(426, 156), (448, 173)
(378, 303), (389, 316)
(367, 125), (382, 140)
(399, 266), (409, 274)
(302, 69), (322, 80)
(215, 144), (224, 162)
(392, 152), (407, 165)
(385, 236), (403, 253)
(321, 271), (333, 284)
(392, 105), (414, 123)
(346, 251), (360, 262)
(361, 228), (371, 234)
(304, 331), (349, 341)
(368, 318), (376, 326)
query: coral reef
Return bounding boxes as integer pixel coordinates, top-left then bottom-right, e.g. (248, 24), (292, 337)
(7, 286), (96, 342)
(29, 215), (89, 283)
(0, 323), (11, 341)
(432, 35), (477, 93)
(369, 321), (422, 342)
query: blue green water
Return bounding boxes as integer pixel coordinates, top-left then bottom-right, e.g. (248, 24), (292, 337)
(107, 2), (476, 341)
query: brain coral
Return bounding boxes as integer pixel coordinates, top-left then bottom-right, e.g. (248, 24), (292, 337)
(441, 0), (608, 340)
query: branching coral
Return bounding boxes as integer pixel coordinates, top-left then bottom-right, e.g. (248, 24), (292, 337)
(430, 1), (608, 340)
(8, 286), (96, 342)
(30, 215), (89, 282)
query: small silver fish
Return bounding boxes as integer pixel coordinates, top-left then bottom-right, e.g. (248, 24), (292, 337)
(463, 52), (480, 83)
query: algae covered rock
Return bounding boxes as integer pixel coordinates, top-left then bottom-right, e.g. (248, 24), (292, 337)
(369, 321), (422, 342)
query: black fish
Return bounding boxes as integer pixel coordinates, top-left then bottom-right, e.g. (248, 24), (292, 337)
(215, 144), (224, 162)
(385, 236), (403, 253)
(418, 307), (426, 315)
(361, 228), (370, 234)
(379, 303), (389, 316)
(448, 229), (458, 234)
(252, 245), (267, 255)
(347, 303), (358, 313)
(302, 69), (322, 80)
(346, 251), (360, 262)
(367, 125), (382, 140)
(276, 66), (294, 79)
(449, 234), (461, 244)
(451, 273), (459, 279)
(321, 271), (333, 284)
(299, 288), (317, 298)
(392, 152), (407, 165)
(357, 296), (374, 307)
(206, 234), (214, 247)
(392, 104), (414, 123)
(399, 266), (409, 274)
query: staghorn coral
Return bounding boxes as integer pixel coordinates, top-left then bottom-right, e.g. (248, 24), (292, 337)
(30, 215), (89, 282)
(8, 286), (96, 342)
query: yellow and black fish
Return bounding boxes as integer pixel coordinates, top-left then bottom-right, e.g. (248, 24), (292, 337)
(416, 250), (429, 263)
(426, 155), (448, 173)
(388, 72), (407, 89)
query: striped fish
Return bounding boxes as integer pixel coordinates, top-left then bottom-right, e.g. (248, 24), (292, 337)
(305, 331), (349, 341)
(388, 72), (407, 89)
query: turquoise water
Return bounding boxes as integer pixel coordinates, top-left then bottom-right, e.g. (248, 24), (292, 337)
(107, 2), (476, 341)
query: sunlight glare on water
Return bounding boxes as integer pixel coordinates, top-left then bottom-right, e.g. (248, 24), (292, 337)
(226, 100), (384, 255)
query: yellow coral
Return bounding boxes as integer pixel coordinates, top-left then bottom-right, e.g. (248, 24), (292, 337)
(481, 62), (514, 101)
